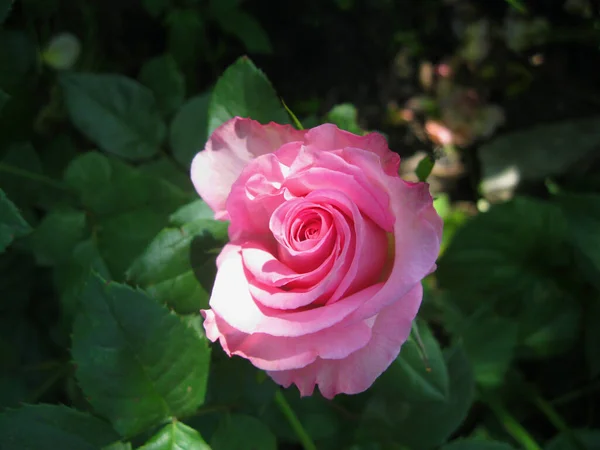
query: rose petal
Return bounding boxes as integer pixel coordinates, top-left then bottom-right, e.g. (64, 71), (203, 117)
(304, 124), (400, 175)
(209, 243), (384, 337)
(203, 309), (373, 371)
(270, 200), (337, 273)
(349, 179), (442, 321)
(284, 146), (395, 231)
(191, 117), (305, 219)
(247, 204), (354, 310)
(267, 282), (422, 398)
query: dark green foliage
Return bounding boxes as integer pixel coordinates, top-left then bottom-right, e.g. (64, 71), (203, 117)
(2, 1), (600, 449)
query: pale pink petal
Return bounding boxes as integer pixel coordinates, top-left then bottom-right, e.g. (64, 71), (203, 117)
(190, 118), (305, 219)
(209, 242), (384, 337)
(202, 309), (373, 371)
(267, 283), (423, 398)
(242, 241), (337, 291)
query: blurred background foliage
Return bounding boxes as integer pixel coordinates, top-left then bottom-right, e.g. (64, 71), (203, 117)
(1, 0), (600, 449)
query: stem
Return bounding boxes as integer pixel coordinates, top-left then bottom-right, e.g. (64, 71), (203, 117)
(0, 163), (69, 190)
(552, 379), (600, 406)
(481, 390), (542, 450)
(28, 364), (70, 403)
(523, 382), (587, 450)
(274, 390), (317, 450)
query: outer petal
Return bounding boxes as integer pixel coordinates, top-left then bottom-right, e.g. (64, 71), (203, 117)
(190, 117), (305, 219)
(349, 180), (442, 321)
(202, 309), (373, 371)
(304, 124), (400, 175)
(267, 283), (423, 399)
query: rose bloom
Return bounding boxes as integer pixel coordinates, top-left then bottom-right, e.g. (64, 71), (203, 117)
(191, 117), (442, 399)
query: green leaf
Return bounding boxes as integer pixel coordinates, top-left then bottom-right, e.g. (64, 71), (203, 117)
(208, 56), (288, 135)
(204, 357), (277, 416)
(441, 439), (516, 450)
(585, 297), (600, 378)
(140, 157), (194, 193)
(97, 209), (174, 277)
(140, 421), (210, 450)
(0, 0), (13, 24)
(52, 239), (111, 344)
(65, 151), (188, 218)
(27, 209), (86, 266)
(518, 294), (581, 359)
(64, 152), (190, 276)
(480, 116), (600, 197)
(214, 9), (272, 54)
(0, 404), (120, 450)
(359, 346), (475, 449)
(169, 199), (215, 226)
(546, 429), (600, 450)
(142, 0), (170, 17)
(459, 314), (518, 388)
(139, 54), (185, 117)
(60, 73), (166, 161)
(127, 219), (228, 314)
(0, 189), (32, 252)
(72, 275), (211, 437)
(415, 155), (435, 182)
(325, 103), (363, 135)
(374, 320), (449, 402)
(167, 9), (204, 68)
(211, 414), (277, 450)
(103, 443), (132, 450)
(169, 92), (210, 168)
(437, 197), (581, 358)
(557, 193), (600, 288)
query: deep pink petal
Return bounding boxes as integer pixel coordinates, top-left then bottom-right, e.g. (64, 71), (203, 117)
(267, 283), (423, 398)
(191, 118), (305, 219)
(248, 205), (354, 310)
(304, 124), (400, 175)
(270, 199), (337, 273)
(348, 180), (442, 322)
(283, 146), (395, 231)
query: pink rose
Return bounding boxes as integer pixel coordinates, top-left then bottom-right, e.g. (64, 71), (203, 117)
(191, 117), (442, 399)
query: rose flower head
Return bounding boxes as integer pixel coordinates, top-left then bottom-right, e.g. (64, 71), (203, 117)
(190, 117), (442, 399)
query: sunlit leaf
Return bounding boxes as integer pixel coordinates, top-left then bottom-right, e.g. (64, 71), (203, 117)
(72, 274), (211, 437)
(139, 421), (210, 450)
(207, 56), (288, 135)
